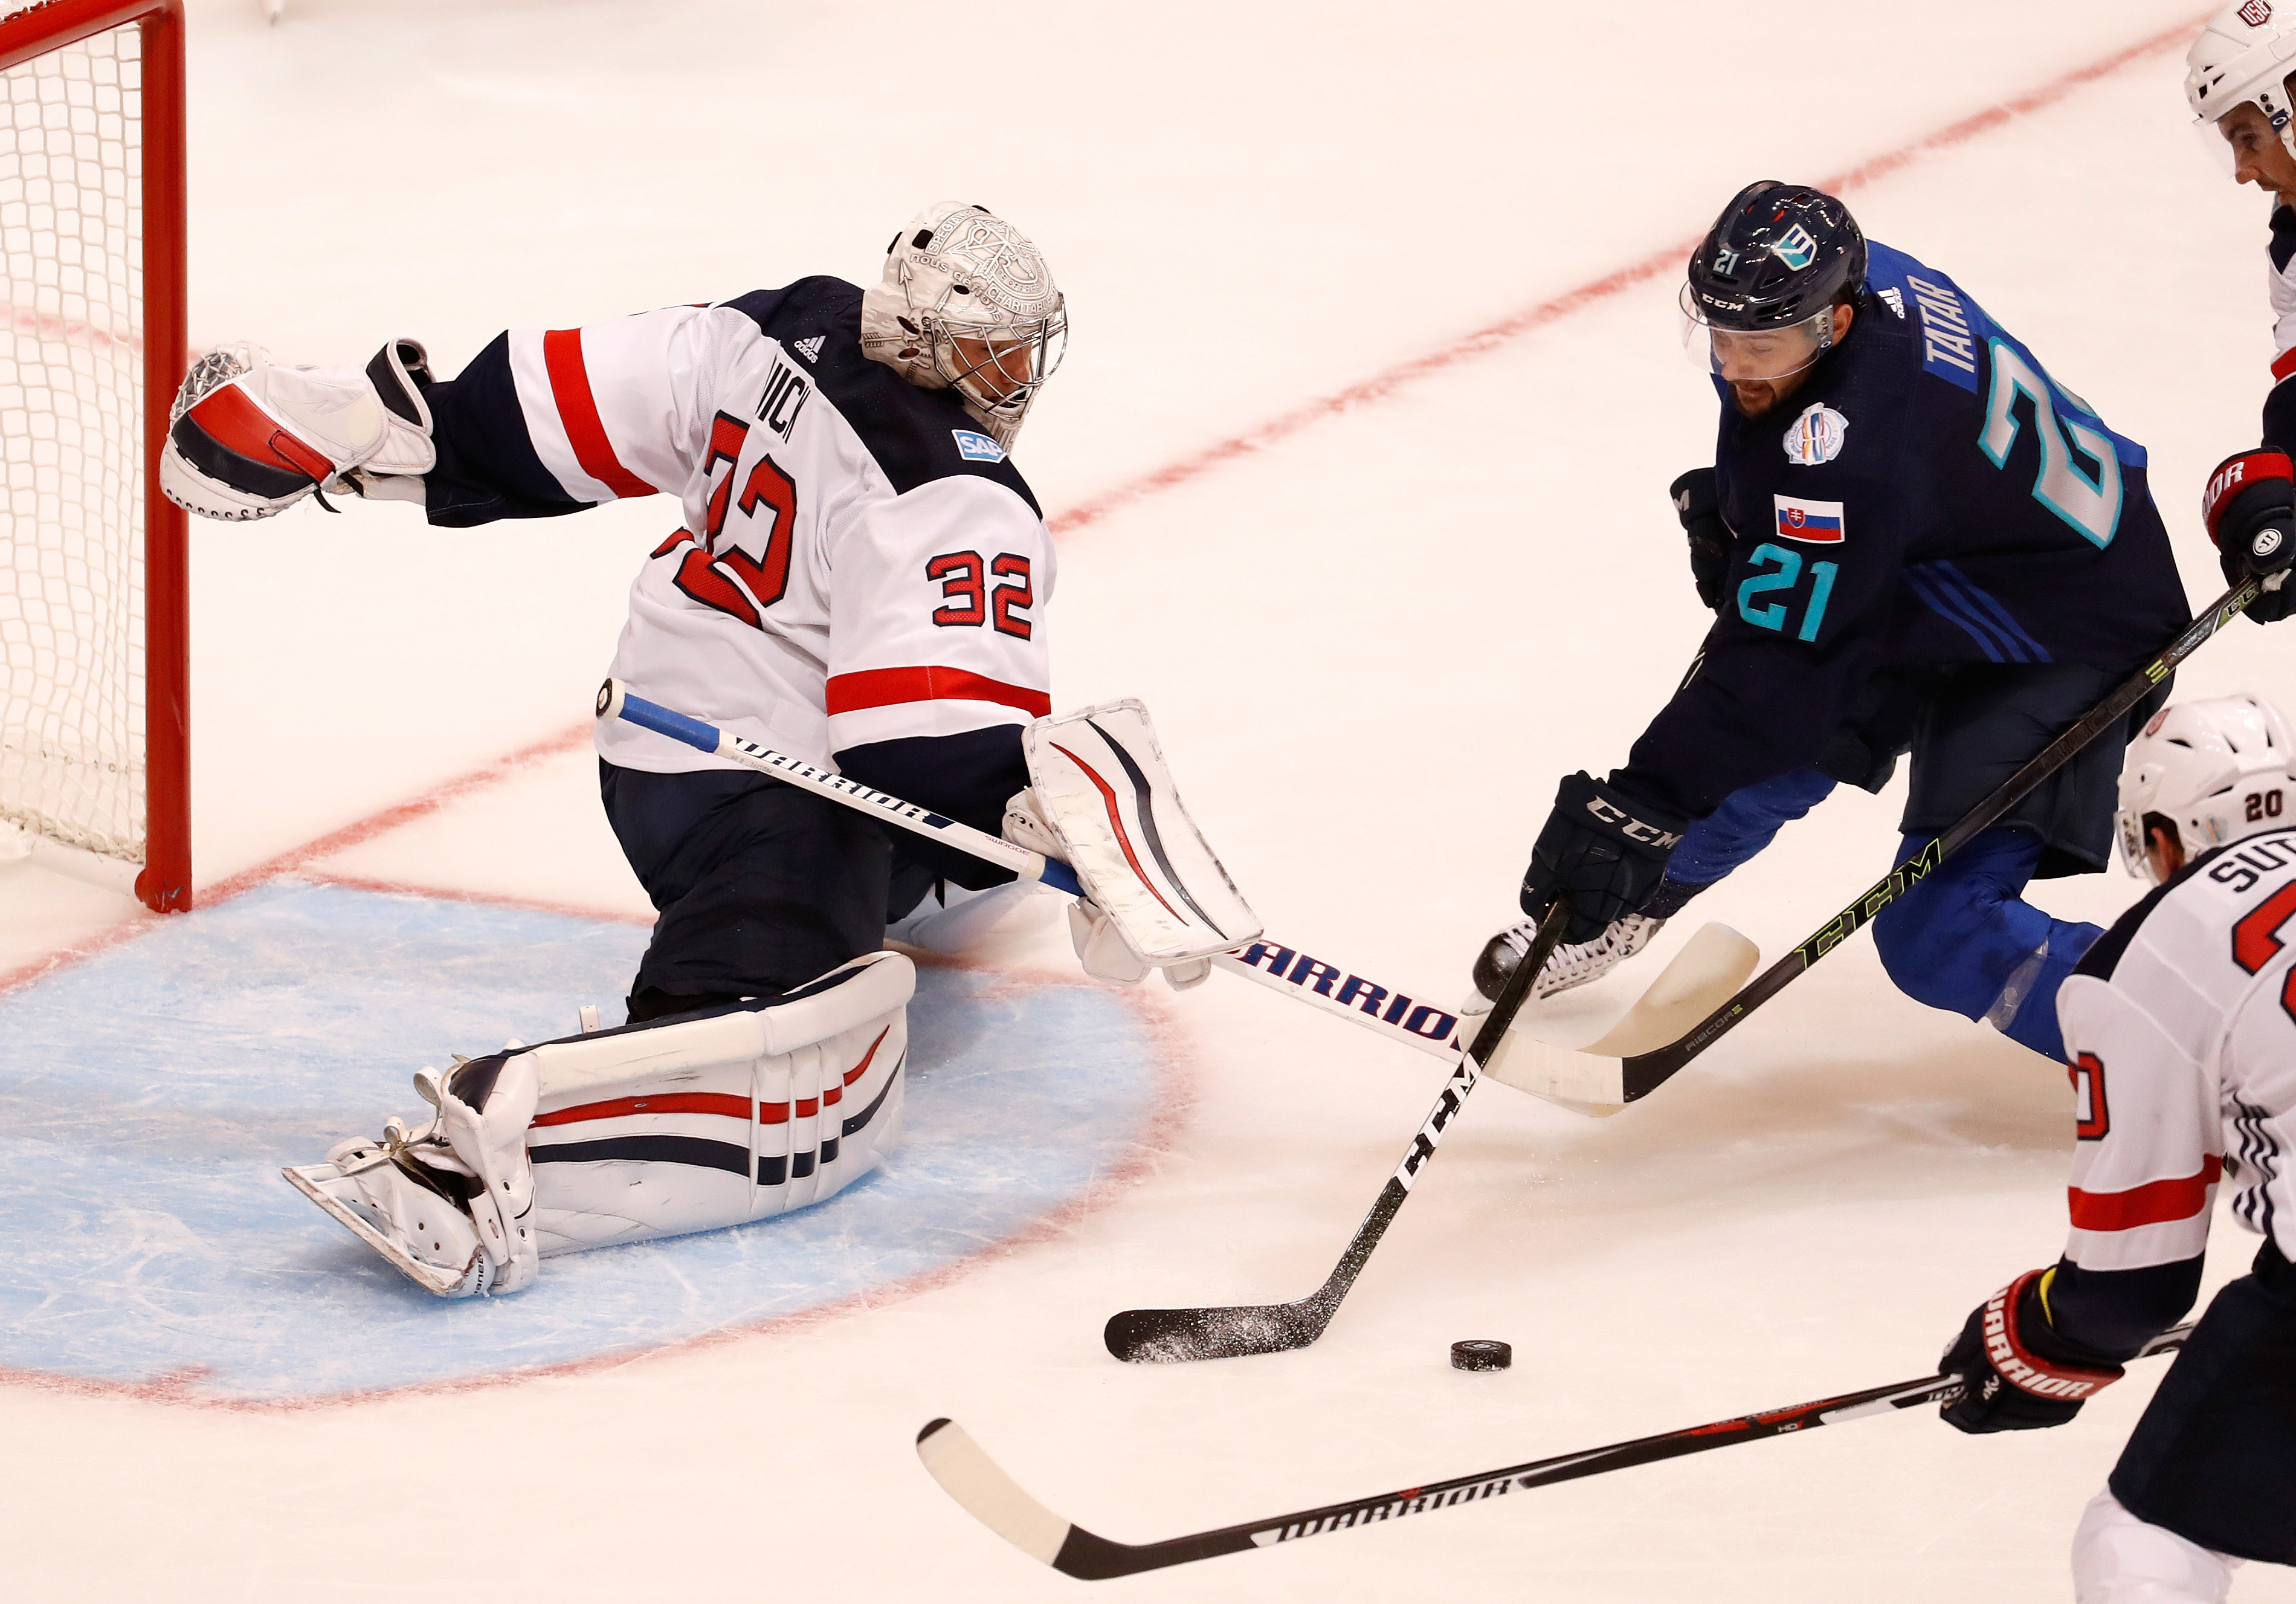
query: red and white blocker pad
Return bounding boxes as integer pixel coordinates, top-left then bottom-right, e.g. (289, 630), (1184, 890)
(523, 952), (911, 1256)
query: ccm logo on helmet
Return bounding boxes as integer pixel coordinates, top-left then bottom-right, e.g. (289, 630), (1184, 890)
(1585, 797), (1684, 849)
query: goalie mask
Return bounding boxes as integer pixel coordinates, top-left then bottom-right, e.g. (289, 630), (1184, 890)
(2115, 693), (2296, 882)
(860, 202), (1066, 449)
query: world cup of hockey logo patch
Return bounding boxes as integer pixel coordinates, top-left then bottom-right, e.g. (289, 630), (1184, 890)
(1783, 402), (1848, 466)
(1772, 225), (1818, 271)
(1773, 494), (1845, 543)
(2242, 0), (2272, 28)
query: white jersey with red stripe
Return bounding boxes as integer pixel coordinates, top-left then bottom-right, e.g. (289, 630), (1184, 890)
(2265, 204), (2296, 448)
(482, 276), (1054, 776)
(2054, 829), (2296, 1284)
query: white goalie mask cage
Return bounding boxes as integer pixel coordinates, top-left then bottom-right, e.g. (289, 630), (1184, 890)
(859, 202), (1066, 448)
(2115, 693), (2296, 882)
(2186, 2), (2296, 168)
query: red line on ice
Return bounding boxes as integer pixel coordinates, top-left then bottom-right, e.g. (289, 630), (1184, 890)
(1045, 11), (2208, 538)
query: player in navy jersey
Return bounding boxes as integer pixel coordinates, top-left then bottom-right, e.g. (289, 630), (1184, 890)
(1936, 695), (2295, 1601)
(1470, 183), (2190, 1066)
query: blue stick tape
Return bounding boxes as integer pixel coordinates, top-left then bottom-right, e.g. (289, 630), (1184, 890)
(616, 691), (723, 754)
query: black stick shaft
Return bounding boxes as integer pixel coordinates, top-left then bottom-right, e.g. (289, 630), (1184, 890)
(1309, 899), (1572, 1308)
(1056, 1324), (2193, 1578)
(1619, 580), (2261, 1101)
(1104, 902), (1570, 1361)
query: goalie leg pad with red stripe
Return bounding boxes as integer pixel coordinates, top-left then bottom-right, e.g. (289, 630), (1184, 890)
(522, 951), (911, 1253)
(160, 339), (437, 521)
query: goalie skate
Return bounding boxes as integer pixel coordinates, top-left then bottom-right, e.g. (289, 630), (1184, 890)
(284, 1130), (501, 1298)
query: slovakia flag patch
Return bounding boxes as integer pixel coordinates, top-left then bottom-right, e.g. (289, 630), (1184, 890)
(1773, 494), (1845, 544)
(952, 429), (1007, 463)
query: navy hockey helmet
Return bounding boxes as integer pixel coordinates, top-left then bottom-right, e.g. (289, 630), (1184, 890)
(1683, 182), (1866, 332)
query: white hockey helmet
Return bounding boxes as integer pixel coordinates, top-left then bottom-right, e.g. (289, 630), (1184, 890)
(2115, 693), (2296, 881)
(860, 202), (1066, 449)
(2186, 2), (2296, 167)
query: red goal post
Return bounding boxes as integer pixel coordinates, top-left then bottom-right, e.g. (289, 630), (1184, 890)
(0, 0), (187, 912)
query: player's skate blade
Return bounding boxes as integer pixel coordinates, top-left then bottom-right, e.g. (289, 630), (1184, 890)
(1479, 922), (1758, 1113)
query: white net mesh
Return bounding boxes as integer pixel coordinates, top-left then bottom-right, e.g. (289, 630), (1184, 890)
(0, 21), (146, 862)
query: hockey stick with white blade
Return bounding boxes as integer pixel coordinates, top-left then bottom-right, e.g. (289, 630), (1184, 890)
(917, 1322), (2193, 1580)
(1100, 899), (1572, 1363)
(596, 681), (1759, 1084)
(1482, 578), (2266, 1110)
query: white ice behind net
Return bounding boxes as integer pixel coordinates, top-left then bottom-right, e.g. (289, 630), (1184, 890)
(0, 22), (146, 863)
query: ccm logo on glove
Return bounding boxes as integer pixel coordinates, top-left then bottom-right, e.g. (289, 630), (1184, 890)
(1583, 794), (1685, 849)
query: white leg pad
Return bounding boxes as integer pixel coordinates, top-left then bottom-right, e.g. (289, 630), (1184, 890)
(2074, 1492), (2243, 1604)
(524, 952), (913, 1253)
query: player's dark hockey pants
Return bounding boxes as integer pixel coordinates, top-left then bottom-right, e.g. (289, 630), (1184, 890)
(1661, 664), (2158, 1060)
(600, 761), (895, 1023)
(2109, 1240), (2296, 1564)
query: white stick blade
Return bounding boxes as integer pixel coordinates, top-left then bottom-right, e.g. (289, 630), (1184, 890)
(1584, 922), (1758, 1055)
(915, 1418), (1074, 1567)
(1480, 923), (1759, 1114)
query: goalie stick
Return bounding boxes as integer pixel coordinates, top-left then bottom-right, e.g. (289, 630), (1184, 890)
(917, 1321), (2194, 1580)
(1482, 577), (2267, 1110)
(598, 679), (1475, 1061)
(597, 681), (1760, 1098)
(1101, 900), (1572, 1364)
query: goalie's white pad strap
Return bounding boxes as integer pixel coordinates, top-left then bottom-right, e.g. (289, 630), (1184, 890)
(1021, 700), (1260, 963)
(434, 1050), (540, 1292)
(524, 951), (912, 1253)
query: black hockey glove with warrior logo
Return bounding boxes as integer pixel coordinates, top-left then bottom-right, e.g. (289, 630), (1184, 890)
(2202, 449), (2296, 625)
(1520, 772), (1688, 945)
(1938, 1269), (2124, 1434)
(1671, 467), (1730, 611)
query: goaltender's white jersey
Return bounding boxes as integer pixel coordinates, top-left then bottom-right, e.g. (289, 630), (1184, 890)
(494, 276), (1054, 774)
(2054, 827), (2296, 1277)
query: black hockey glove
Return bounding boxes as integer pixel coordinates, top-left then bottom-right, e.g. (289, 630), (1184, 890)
(1670, 467), (1730, 610)
(1520, 772), (1688, 945)
(2202, 449), (2296, 625)
(1938, 1269), (2124, 1435)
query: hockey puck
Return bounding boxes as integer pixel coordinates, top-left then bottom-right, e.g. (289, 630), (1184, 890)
(1450, 1339), (1511, 1372)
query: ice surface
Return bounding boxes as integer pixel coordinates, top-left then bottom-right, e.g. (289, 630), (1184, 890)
(0, 882), (1162, 1400)
(2, 0), (2294, 1600)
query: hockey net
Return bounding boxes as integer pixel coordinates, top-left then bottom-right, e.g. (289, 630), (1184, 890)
(0, 0), (185, 910)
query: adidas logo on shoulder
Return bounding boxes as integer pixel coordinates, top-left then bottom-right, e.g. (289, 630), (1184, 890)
(791, 335), (825, 363)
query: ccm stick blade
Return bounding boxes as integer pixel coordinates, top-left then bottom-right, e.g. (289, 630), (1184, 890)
(1104, 904), (1571, 1364)
(1477, 922), (1758, 1111)
(918, 1325), (2193, 1581)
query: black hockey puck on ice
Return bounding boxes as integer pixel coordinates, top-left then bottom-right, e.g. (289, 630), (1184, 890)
(1450, 1339), (1511, 1372)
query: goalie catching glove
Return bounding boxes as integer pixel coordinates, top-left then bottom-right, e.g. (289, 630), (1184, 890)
(160, 340), (437, 521)
(1001, 699), (1260, 991)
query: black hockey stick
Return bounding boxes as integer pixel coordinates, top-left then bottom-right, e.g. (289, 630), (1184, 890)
(920, 1321), (2193, 1579)
(1102, 900), (1572, 1364)
(1487, 578), (2266, 1109)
